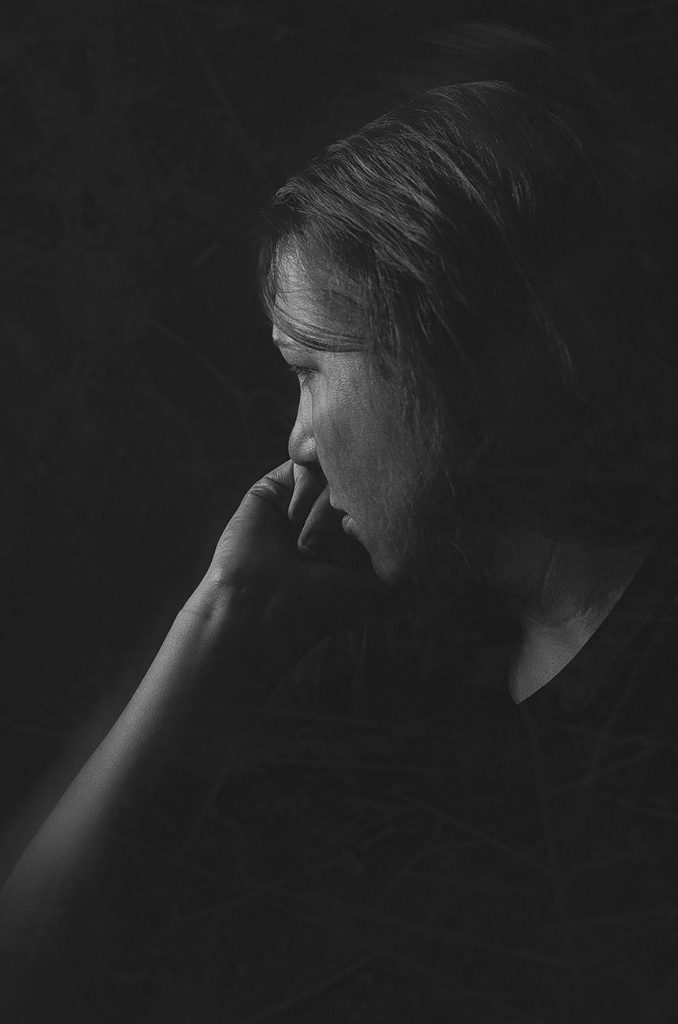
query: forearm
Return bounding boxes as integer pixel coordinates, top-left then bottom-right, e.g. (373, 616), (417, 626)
(0, 578), (262, 994)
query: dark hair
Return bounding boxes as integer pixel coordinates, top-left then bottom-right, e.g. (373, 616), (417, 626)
(256, 24), (678, 549)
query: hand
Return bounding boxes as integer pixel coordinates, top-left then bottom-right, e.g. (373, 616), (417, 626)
(188, 460), (406, 680)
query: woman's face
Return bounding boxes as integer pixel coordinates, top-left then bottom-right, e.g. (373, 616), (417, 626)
(273, 257), (418, 586)
(272, 252), (507, 613)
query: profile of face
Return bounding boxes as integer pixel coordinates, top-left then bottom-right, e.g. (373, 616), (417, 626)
(272, 250), (495, 610)
(273, 254), (419, 587)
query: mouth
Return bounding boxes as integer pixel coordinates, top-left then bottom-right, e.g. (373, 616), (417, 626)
(330, 498), (360, 539)
(341, 513), (359, 539)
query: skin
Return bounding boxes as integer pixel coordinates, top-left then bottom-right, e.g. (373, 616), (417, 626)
(505, 538), (653, 701)
(275, 331), (417, 587)
(272, 247), (429, 590)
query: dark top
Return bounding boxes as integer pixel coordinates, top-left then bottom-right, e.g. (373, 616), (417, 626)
(259, 524), (678, 1021)
(522, 522), (678, 733)
(18, 532), (678, 1023)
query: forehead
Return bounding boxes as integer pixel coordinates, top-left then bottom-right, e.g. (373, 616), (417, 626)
(272, 247), (364, 351)
(273, 249), (311, 314)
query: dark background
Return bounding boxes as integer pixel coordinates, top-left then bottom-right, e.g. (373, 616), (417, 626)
(3, 2), (678, 1019)
(2, 0), (678, 893)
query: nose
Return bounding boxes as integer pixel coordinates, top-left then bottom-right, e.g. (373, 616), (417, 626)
(287, 391), (318, 468)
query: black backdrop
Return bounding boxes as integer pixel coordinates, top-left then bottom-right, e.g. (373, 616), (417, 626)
(2, 0), (678, 854)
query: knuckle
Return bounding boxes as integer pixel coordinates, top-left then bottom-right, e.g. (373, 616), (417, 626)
(249, 476), (288, 508)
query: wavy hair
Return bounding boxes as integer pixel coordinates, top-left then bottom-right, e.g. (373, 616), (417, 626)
(256, 24), (678, 554)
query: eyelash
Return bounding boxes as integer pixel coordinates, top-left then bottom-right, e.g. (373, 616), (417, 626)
(286, 364), (313, 384)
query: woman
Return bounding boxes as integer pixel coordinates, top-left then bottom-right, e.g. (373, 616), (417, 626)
(3, 24), (678, 1020)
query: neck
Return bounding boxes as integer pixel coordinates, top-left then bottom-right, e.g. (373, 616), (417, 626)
(495, 532), (653, 704)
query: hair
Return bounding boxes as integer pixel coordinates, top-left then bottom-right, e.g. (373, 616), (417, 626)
(256, 23), (678, 561)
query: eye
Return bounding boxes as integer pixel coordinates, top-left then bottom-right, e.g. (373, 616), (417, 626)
(286, 364), (313, 385)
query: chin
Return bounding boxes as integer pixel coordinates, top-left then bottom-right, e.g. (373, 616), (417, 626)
(369, 547), (417, 588)
(351, 516), (422, 588)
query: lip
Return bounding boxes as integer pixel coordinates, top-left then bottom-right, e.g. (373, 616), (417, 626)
(341, 513), (358, 537)
(330, 499), (359, 537)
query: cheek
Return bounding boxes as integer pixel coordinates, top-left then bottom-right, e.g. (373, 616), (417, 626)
(312, 389), (347, 460)
(312, 390), (367, 490)
(342, 433), (402, 518)
(312, 367), (405, 509)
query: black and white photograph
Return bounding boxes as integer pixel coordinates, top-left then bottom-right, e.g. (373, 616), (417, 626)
(2, 1), (678, 1020)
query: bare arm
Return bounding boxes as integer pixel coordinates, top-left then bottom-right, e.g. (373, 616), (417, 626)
(0, 461), (396, 1017)
(0, 581), (259, 1010)
(1, 582), (243, 912)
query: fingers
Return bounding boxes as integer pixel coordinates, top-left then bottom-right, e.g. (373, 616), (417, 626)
(247, 460), (296, 516)
(297, 487), (373, 572)
(287, 464), (327, 529)
(297, 483), (342, 554)
(292, 471), (372, 570)
(247, 461), (371, 575)
(249, 461), (328, 536)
